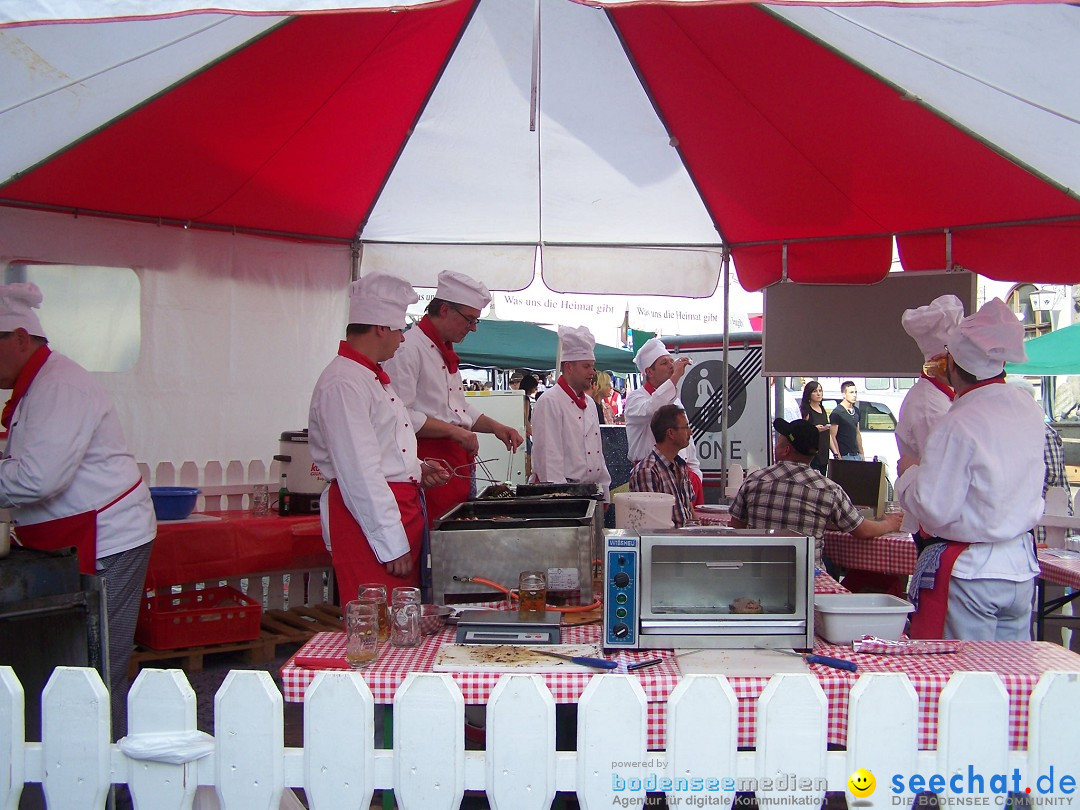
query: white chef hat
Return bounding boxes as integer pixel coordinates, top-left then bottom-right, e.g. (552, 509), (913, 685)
(0, 282), (46, 338)
(559, 325), (595, 363)
(633, 337), (671, 375)
(901, 294), (964, 361)
(435, 270), (491, 311)
(946, 297), (1026, 380)
(348, 273), (418, 330)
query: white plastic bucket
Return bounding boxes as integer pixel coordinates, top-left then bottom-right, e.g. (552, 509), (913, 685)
(613, 492), (676, 530)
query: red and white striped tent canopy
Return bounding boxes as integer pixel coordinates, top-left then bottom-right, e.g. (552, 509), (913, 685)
(3, 0), (1080, 296)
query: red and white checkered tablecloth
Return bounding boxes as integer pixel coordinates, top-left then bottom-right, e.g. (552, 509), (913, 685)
(281, 625), (680, 749)
(824, 532), (1080, 590)
(282, 630), (1080, 751)
(1036, 550), (1080, 589)
(824, 530), (918, 576)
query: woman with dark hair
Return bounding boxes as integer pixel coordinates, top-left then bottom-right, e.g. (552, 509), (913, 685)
(800, 380), (835, 474)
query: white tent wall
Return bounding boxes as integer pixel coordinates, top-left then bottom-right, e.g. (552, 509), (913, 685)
(0, 207), (350, 469)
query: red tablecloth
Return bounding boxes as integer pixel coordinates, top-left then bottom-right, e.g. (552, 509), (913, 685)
(146, 511), (328, 588)
(282, 630), (1080, 752)
(824, 530), (918, 576)
(1035, 550), (1080, 589)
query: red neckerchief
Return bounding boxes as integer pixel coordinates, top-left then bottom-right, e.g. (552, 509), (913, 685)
(418, 315), (459, 374)
(558, 376), (588, 410)
(337, 340), (389, 385)
(643, 381), (657, 395)
(2, 344), (51, 430)
(921, 371), (955, 401)
(956, 376), (1005, 398)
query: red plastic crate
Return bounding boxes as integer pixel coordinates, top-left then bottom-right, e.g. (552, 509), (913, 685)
(136, 586), (262, 651)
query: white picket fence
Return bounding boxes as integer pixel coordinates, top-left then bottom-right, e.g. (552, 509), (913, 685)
(139, 459), (284, 513)
(4, 666), (1080, 810)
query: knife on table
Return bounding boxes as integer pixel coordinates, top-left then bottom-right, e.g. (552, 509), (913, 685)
(767, 647), (858, 672)
(533, 650), (619, 669)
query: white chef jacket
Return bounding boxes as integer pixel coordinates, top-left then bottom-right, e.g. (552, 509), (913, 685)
(0, 352), (155, 559)
(895, 382), (1044, 582)
(531, 383), (612, 500)
(383, 325), (481, 432)
(624, 380), (702, 477)
(308, 354), (423, 563)
(894, 376), (952, 534)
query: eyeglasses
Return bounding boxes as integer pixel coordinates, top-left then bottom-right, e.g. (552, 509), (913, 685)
(450, 306), (479, 328)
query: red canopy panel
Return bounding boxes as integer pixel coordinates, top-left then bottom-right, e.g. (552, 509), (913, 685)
(609, 4), (1080, 290)
(899, 222), (1080, 286)
(732, 236), (893, 291)
(0, 2), (473, 240)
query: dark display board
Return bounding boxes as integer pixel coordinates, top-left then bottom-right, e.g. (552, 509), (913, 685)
(763, 271), (977, 376)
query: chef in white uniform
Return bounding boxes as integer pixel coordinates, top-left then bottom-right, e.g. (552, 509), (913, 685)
(308, 274), (450, 602)
(0, 282), (156, 738)
(897, 298), (1043, 641)
(530, 325), (611, 500)
(383, 270), (522, 525)
(895, 294), (964, 542)
(624, 337), (702, 501)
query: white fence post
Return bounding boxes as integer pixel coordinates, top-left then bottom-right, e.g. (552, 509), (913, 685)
(1028, 671), (1080, 795)
(486, 674), (557, 810)
(214, 671), (284, 809)
(303, 671), (376, 809)
(576, 675), (648, 810)
(754, 673), (827, 810)
(126, 668), (200, 810)
(0, 666), (25, 810)
(393, 673), (465, 810)
(937, 672), (1010, 797)
(41, 667), (112, 810)
(846, 672), (919, 810)
(666, 674), (738, 808)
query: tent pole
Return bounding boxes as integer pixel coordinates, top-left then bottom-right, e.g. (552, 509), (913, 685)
(720, 247), (731, 502)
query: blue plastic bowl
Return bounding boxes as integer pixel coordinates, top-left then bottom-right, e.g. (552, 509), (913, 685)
(149, 486), (201, 521)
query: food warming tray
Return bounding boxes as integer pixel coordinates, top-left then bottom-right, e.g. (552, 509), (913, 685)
(433, 498), (595, 530)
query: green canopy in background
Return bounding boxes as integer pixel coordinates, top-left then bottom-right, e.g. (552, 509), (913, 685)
(1006, 322), (1080, 376)
(456, 320), (637, 373)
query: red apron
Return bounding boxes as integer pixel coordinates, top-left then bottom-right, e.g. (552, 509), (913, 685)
(327, 479), (426, 601)
(906, 540), (967, 639)
(16, 479), (143, 575)
(417, 436), (470, 527)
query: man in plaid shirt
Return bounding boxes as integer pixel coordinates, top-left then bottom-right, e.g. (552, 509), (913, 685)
(629, 404), (697, 527)
(730, 418), (903, 566)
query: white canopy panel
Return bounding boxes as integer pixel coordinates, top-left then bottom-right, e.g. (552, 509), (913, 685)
(772, 4), (1080, 196)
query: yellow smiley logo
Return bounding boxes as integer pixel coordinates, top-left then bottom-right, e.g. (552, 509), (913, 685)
(848, 768), (876, 798)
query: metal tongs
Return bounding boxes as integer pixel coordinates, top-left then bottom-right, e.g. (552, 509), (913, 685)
(425, 457), (503, 485)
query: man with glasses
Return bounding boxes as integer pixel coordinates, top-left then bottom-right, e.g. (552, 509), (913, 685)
(385, 270), (523, 526)
(629, 405), (697, 528)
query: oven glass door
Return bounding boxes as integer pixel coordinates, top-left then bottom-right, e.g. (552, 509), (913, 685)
(639, 536), (808, 623)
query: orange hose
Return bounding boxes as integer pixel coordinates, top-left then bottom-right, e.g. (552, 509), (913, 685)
(461, 576), (601, 613)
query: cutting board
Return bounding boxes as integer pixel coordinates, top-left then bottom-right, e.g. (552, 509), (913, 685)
(433, 643), (604, 672)
(675, 648), (810, 677)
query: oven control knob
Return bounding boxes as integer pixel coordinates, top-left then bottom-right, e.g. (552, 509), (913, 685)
(613, 572), (630, 588)
(612, 623), (630, 639)
(617, 556), (627, 566)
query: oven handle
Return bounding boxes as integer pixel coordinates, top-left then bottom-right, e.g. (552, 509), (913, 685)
(703, 561), (744, 570)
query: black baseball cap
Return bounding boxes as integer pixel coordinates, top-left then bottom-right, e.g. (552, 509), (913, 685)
(772, 417), (819, 457)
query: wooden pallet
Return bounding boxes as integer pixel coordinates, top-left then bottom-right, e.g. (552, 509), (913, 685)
(129, 604), (342, 677)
